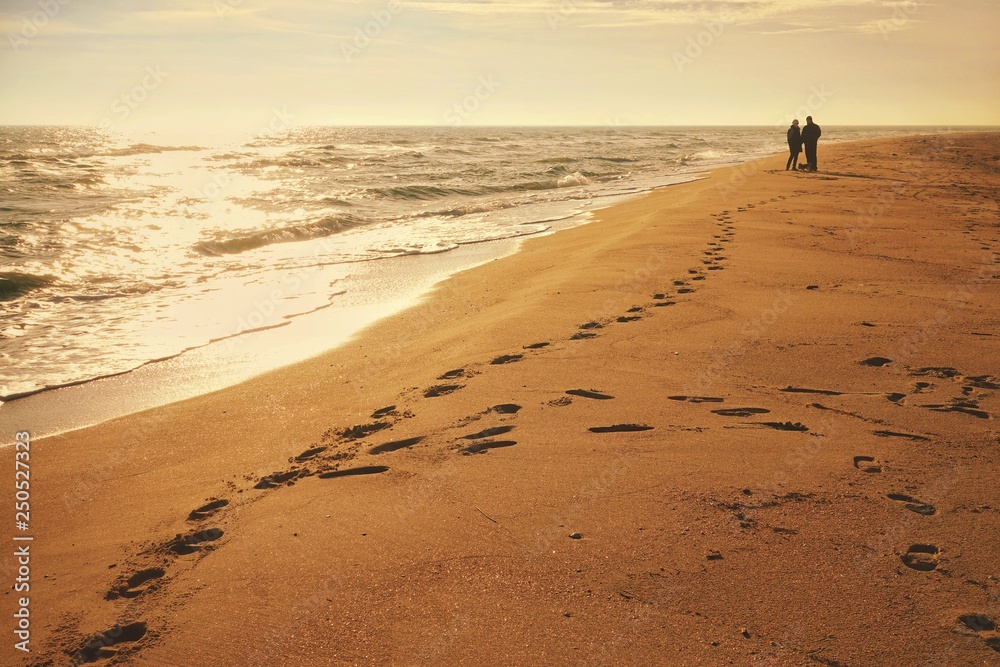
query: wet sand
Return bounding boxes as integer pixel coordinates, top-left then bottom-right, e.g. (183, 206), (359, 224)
(5, 132), (999, 666)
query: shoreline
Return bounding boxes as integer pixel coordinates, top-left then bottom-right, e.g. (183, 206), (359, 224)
(4, 132), (999, 666)
(0, 171), (707, 444)
(0, 125), (968, 420)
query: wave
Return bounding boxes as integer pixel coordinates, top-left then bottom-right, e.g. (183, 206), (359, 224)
(192, 216), (361, 255)
(103, 144), (206, 157)
(0, 272), (56, 301)
(410, 199), (520, 219)
(365, 185), (483, 200)
(557, 171), (592, 187)
(317, 197), (353, 207)
(365, 175), (601, 201)
(680, 149), (725, 164)
(235, 156), (347, 169)
(589, 156), (641, 163)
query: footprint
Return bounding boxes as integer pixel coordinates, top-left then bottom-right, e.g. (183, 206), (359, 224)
(853, 456), (883, 473)
(910, 366), (959, 379)
(187, 499), (229, 521)
(627, 306), (644, 313)
(958, 614), (1000, 654)
(780, 386), (843, 396)
(873, 430), (930, 442)
(668, 396), (724, 403)
(548, 396), (573, 407)
(318, 465), (389, 479)
(677, 288), (695, 294)
(368, 436), (424, 455)
(887, 493), (936, 515)
(959, 613), (996, 632)
(438, 369), (466, 380)
(579, 322), (603, 330)
(461, 440), (517, 455)
(255, 468), (308, 490)
(617, 316), (642, 323)
(169, 528), (224, 555)
(491, 354), (523, 365)
(294, 446), (327, 462)
(463, 425), (515, 439)
(491, 404), (522, 414)
(886, 393), (907, 403)
(966, 375), (1000, 389)
(711, 407), (770, 417)
(923, 403), (992, 419)
(652, 301), (676, 307)
(859, 357), (893, 367)
(588, 424), (654, 433)
(901, 544), (939, 571)
(74, 622), (147, 663)
(571, 332), (597, 340)
(108, 568), (165, 600)
(762, 421), (809, 432)
(425, 384), (463, 398)
(371, 405), (397, 418)
(524, 342), (550, 349)
(340, 422), (391, 439)
(566, 389), (614, 400)
(652, 293), (667, 299)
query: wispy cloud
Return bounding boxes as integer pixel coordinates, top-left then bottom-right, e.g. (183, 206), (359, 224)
(399, 0), (897, 26)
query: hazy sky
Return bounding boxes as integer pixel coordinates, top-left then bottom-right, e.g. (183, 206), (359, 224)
(1, 0), (998, 136)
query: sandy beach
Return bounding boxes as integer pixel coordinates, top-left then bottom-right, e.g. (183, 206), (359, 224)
(4, 132), (999, 666)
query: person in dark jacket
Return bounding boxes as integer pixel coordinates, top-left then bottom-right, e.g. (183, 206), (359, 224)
(801, 116), (822, 171)
(786, 119), (801, 170)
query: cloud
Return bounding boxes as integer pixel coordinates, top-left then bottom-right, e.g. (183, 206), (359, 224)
(399, 0), (897, 26)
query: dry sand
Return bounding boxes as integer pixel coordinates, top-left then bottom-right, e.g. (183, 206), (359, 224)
(4, 133), (999, 666)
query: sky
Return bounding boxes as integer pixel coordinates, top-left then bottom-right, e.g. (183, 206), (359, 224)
(1, 0), (998, 136)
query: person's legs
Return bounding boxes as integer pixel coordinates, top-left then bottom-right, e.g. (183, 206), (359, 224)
(786, 150), (796, 170)
(805, 143), (817, 171)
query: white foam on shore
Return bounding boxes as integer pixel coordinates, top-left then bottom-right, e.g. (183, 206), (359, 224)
(0, 232), (527, 443)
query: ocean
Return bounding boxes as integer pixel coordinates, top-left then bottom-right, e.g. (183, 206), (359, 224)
(0, 125), (956, 406)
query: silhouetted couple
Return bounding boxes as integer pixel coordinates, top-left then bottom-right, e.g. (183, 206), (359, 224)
(786, 116), (821, 172)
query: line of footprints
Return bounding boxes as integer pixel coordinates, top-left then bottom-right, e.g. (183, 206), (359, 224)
(62, 196), (997, 661)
